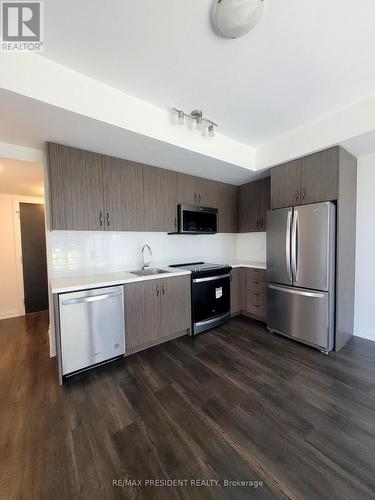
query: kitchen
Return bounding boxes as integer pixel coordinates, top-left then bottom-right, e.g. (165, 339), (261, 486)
(48, 142), (355, 382)
(1, 1), (375, 499)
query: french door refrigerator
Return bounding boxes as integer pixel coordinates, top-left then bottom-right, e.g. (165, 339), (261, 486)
(266, 201), (336, 353)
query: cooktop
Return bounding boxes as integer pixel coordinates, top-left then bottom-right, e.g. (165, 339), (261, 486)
(169, 262), (231, 273)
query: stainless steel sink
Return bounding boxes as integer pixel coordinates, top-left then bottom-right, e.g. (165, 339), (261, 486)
(130, 268), (169, 276)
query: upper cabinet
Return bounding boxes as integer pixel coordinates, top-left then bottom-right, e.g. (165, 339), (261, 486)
(177, 173), (218, 207)
(271, 159), (301, 209)
(102, 155), (144, 231)
(271, 147), (339, 209)
(300, 148), (338, 204)
(47, 143), (247, 234)
(217, 183), (238, 233)
(48, 143), (105, 231)
(143, 166), (178, 232)
(176, 172), (237, 233)
(238, 177), (270, 233)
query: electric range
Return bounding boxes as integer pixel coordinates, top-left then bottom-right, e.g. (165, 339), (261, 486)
(170, 262), (232, 335)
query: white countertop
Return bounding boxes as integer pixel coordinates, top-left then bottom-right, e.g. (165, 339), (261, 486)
(50, 261), (267, 294)
(226, 260), (266, 270)
(50, 267), (191, 294)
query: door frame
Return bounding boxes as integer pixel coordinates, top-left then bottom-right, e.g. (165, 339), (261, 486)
(12, 196), (45, 316)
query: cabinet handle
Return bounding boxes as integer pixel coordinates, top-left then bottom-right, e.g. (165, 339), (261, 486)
(174, 216), (177, 229)
(156, 286), (160, 296)
(194, 193), (197, 203)
(99, 212), (103, 227)
(295, 189), (299, 201)
(106, 212), (110, 227)
(302, 188), (305, 200)
(162, 285), (166, 296)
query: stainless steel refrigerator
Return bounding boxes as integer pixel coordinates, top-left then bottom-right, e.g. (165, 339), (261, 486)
(266, 201), (335, 353)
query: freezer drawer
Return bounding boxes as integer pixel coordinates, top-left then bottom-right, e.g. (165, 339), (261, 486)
(267, 283), (333, 351)
(59, 286), (125, 375)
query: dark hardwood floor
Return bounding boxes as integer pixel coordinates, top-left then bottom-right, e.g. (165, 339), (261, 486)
(1, 312), (375, 499)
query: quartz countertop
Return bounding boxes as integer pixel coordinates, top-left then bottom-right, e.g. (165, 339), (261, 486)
(225, 260), (267, 270)
(50, 260), (266, 294)
(50, 267), (191, 294)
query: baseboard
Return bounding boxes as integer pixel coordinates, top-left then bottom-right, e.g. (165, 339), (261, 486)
(0, 309), (23, 320)
(353, 329), (375, 342)
(48, 326), (56, 357)
(125, 329), (189, 356)
(240, 310), (266, 323)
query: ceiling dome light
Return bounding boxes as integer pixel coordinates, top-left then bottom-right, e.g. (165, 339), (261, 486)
(213, 0), (264, 39)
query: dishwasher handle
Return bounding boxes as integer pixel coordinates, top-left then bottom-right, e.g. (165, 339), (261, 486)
(61, 290), (122, 306)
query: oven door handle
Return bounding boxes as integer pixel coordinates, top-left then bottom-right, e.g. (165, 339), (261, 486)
(192, 273), (231, 283)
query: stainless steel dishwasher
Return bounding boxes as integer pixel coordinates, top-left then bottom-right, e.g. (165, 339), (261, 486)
(59, 285), (125, 376)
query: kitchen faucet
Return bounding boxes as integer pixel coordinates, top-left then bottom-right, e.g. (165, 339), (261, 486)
(141, 244), (152, 269)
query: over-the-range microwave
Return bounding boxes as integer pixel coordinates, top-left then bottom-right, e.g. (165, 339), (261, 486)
(176, 204), (218, 234)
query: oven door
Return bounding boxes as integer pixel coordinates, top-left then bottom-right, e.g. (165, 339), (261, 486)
(192, 274), (231, 334)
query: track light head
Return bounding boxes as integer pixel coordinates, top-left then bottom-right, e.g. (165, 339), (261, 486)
(208, 124), (215, 137)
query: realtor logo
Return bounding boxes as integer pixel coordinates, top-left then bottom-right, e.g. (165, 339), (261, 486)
(1, 1), (44, 51)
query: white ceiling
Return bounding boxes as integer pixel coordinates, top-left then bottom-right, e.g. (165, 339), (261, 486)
(42, 0), (375, 145)
(0, 157), (44, 197)
(0, 89), (267, 185)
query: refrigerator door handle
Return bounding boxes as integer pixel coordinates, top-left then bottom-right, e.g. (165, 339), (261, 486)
(268, 283), (325, 299)
(291, 209), (299, 282)
(286, 210), (292, 283)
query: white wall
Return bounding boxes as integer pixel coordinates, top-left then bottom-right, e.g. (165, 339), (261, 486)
(0, 195), (20, 319)
(0, 194), (44, 319)
(354, 154), (375, 341)
(236, 233), (266, 263)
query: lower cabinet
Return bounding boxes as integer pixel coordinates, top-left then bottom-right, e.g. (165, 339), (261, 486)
(124, 275), (191, 352)
(246, 268), (267, 320)
(230, 267), (267, 321)
(230, 268), (243, 315)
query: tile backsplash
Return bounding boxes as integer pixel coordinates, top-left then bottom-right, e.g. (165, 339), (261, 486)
(49, 231), (250, 277)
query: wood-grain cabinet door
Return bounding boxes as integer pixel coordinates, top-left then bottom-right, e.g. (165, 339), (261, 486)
(102, 156), (144, 231)
(238, 183), (252, 233)
(177, 173), (218, 207)
(177, 173), (202, 205)
(245, 268), (267, 320)
(160, 276), (191, 336)
(230, 269), (241, 315)
(248, 182), (260, 232)
(47, 143), (105, 230)
(257, 177), (271, 231)
(239, 180), (270, 233)
(142, 166), (177, 232)
(124, 280), (161, 350)
(218, 184), (238, 233)
(301, 147), (338, 204)
(271, 159), (302, 209)
(199, 178), (219, 208)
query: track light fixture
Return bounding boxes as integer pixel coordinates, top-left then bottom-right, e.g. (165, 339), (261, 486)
(172, 108), (218, 137)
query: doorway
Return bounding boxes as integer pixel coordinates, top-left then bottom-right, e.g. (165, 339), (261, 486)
(0, 157), (47, 319)
(19, 203), (48, 313)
